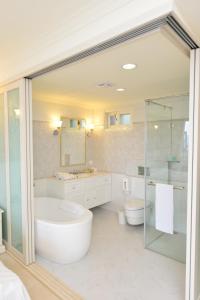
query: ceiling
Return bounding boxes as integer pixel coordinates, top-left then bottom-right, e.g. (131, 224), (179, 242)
(32, 30), (190, 109)
(175, 0), (200, 43)
(0, 0), (199, 85)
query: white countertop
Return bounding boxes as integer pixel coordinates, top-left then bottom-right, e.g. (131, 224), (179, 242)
(53, 171), (111, 181)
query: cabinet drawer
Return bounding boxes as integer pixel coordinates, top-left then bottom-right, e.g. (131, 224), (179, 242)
(85, 190), (97, 209)
(85, 175), (111, 189)
(85, 185), (111, 209)
(65, 181), (84, 194)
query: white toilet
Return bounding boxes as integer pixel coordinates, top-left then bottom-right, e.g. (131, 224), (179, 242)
(124, 199), (144, 225)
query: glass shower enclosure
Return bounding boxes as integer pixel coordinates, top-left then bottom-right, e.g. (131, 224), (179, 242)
(145, 95), (189, 263)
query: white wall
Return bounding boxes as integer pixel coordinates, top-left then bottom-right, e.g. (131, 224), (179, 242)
(32, 100), (93, 178)
(33, 100), (145, 178)
(33, 97), (188, 179)
(104, 174), (145, 212)
(33, 100), (92, 122)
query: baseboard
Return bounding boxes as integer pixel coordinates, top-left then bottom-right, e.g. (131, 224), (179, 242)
(0, 244), (5, 254)
(7, 251), (82, 300)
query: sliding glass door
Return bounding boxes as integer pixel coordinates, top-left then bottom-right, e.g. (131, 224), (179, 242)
(7, 88), (23, 253)
(0, 80), (34, 264)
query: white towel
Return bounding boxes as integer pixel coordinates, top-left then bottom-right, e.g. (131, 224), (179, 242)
(0, 262), (31, 300)
(55, 172), (76, 180)
(155, 183), (174, 234)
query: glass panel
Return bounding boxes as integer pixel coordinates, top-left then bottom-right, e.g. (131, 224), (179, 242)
(120, 113), (131, 125)
(7, 88), (23, 253)
(0, 94), (7, 241)
(145, 95), (188, 263)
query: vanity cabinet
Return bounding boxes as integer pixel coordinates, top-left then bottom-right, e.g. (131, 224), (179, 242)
(64, 174), (111, 209)
(34, 173), (112, 209)
(85, 185), (111, 208)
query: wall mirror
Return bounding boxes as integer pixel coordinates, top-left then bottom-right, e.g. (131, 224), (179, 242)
(60, 117), (86, 166)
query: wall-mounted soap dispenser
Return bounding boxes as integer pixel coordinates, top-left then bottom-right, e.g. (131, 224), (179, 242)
(122, 178), (129, 193)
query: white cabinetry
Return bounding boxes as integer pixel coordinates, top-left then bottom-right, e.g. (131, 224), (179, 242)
(65, 181), (85, 205)
(64, 174), (111, 209)
(34, 173), (112, 209)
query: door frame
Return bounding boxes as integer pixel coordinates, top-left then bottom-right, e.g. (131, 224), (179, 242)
(186, 49), (200, 300)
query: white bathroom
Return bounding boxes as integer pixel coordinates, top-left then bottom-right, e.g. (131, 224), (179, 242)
(32, 29), (189, 300)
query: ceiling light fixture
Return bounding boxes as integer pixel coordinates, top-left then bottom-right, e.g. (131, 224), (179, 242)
(122, 63), (137, 70)
(97, 82), (114, 88)
(116, 88), (125, 92)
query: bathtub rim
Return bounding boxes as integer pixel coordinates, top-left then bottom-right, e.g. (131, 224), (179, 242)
(34, 197), (93, 226)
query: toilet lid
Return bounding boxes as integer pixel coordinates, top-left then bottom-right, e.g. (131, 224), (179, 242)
(125, 199), (144, 211)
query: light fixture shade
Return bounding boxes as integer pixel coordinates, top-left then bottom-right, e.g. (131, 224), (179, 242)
(53, 119), (63, 128)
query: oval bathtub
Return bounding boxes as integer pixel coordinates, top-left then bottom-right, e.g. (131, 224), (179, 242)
(35, 197), (93, 264)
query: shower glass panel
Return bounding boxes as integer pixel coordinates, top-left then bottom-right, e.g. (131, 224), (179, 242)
(145, 95), (188, 263)
(7, 88), (23, 253)
(0, 94), (7, 241)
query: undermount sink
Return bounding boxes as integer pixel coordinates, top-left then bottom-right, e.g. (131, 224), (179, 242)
(69, 170), (94, 179)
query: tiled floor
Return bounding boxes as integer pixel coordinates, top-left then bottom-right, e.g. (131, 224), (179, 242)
(0, 253), (60, 300)
(37, 207), (185, 300)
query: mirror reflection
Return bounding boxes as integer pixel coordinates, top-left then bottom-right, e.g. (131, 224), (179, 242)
(60, 117), (86, 166)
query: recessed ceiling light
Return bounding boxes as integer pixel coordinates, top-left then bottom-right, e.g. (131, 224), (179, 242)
(116, 88), (125, 92)
(122, 63), (137, 70)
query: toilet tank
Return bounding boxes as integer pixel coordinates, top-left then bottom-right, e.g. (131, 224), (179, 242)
(130, 177), (145, 200)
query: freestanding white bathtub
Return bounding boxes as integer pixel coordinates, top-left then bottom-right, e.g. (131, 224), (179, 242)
(35, 197), (93, 264)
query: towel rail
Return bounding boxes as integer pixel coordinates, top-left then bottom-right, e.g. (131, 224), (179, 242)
(147, 181), (184, 190)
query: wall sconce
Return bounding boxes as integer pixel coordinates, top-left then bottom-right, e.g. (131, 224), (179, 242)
(14, 109), (20, 118)
(86, 123), (94, 137)
(53, 119), (63, 135)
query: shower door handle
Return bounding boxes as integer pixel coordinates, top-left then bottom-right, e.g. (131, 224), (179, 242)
(147, 181), (184, 190)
